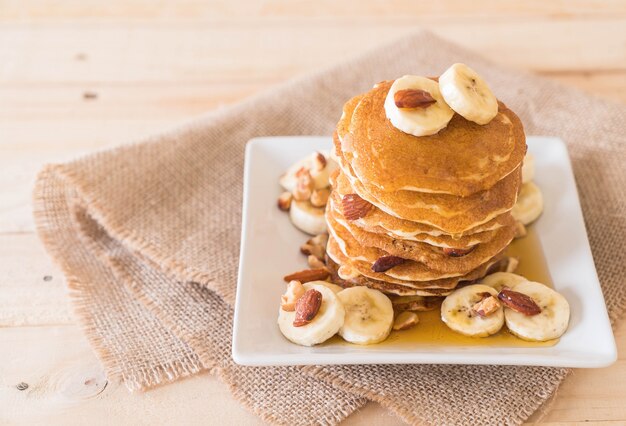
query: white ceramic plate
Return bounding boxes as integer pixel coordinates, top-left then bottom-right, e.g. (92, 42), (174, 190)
(233, 136), (616, 368)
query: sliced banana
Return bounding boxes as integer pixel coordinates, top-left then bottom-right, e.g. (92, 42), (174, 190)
(313, 280), (344, 294)
(277, 282), (345, 347)
(384, 75), (454, 137)
(441, 284), (504, 337)
(511, 181), (543, 225)
(521, 153), (535, 184)
(289, 201), (327, 235)
(481, 272), (528, 292)
(279, 151), (336, 192)
(439, 63), (498, 125)
(337, 286), (394, 345)
(503, 281), (570, 342)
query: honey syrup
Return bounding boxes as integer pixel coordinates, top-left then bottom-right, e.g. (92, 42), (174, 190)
(327, 225), (558, 348)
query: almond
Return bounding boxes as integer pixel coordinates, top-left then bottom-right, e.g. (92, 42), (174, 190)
(293, 170), (314, 201)
(293, 289), (322, 327)
(283, 268), (329, 283)
(390, 295), (440, 312)
(472, 294), (501, 317)
(392, 311), (419, 331)
(300, 234), (328, 260)
(310, 188), (330, 207)
(280, 280), (306, 311)
(443, 246), (475, 257)
(394, 89), (436, 109)
(505, 257), (519, 273)
(277, 191), (293, 211)
(342, 194), (372, 220)
(372, 255), (405, 273)
(307, 254), (326, 269)
(313, 152), (327, 171)
(311, 233), (329, 247)
(497, 288), (541, 316)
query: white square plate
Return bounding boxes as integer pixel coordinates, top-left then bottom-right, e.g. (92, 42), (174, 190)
(233, 136), (616, 368)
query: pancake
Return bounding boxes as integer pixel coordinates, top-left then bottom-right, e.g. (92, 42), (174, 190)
(328, 191), (503, 249)
(327, 202), (516, 276)
(331, 163), (518, 237)
(326, 237), (505, 294)
(341, 81), (526, 196)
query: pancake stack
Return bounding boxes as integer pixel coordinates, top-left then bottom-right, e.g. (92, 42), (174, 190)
(325, 75), (527, 298)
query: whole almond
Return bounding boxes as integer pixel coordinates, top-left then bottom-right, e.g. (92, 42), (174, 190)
(293, 289), (322, 327)
(372, 255), (406, 273)
(394, 89), (436, 109)
(283, 268), (329, 283)
(342, 193), (372, 220)
(498, 288), (541, 316)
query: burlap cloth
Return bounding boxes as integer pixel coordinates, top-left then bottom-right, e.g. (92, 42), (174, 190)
(33, 32), (625, 425)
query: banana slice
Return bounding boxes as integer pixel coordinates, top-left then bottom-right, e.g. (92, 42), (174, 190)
(521, 153), (535, 184)
(289, 201), (327, 235)
(511, 181), (543, 225)
(439, 63), (498, 125)
(503, 281), (570, 342)
(278, 282), (345, 347)
(441, 284), (504, 337)
(337, 287), (394, 345)
(279, 151), (336, 192)
(481, 272), (528, 292)
(384, 75), (454, 137)
(318, 281), (344, 294)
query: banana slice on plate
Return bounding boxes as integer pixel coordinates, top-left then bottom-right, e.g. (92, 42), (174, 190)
(278, 282), (345, 347)
(481, 272), (528, 292)
(384, 75), (454, 137)
(521, 153), (535, 184)
(337, 286), (394, 345)
(312, 280), (344, 294)
(441, 284), (504, 337)
(503, 281), (570, 342)
(289, 201), (327, 235)
(279, 151), (336, 192)
(439, 63), (498, 125)
(512, 181), (544, 225)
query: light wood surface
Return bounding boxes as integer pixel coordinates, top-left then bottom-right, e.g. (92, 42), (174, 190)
(1, 2), (625, 424)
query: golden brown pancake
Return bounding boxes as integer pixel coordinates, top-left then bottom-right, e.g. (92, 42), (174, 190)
(326, 237), (505, 295)
(341, 81), (526, 196)
(330, 160), (519, 235)
(326, 203), (516, 277)
(328, 190), (504, 249)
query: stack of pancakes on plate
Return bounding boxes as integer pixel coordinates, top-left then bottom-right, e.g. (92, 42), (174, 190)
(325, 80), (527, 297)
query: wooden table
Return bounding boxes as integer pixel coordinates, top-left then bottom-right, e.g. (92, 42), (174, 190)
(1, 2), (625, 424)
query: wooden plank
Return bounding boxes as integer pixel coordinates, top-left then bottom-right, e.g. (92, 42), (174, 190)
(1, 20), (625, 87)
(2, 0), (626, 21)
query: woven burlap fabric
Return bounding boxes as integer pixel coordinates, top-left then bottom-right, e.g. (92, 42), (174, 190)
(33, 32), (625, 425)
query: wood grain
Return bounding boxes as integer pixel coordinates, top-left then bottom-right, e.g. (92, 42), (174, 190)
(1, 1), (625, 424)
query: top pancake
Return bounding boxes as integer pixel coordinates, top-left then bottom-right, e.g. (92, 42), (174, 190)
(340, 81), (527, 196)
